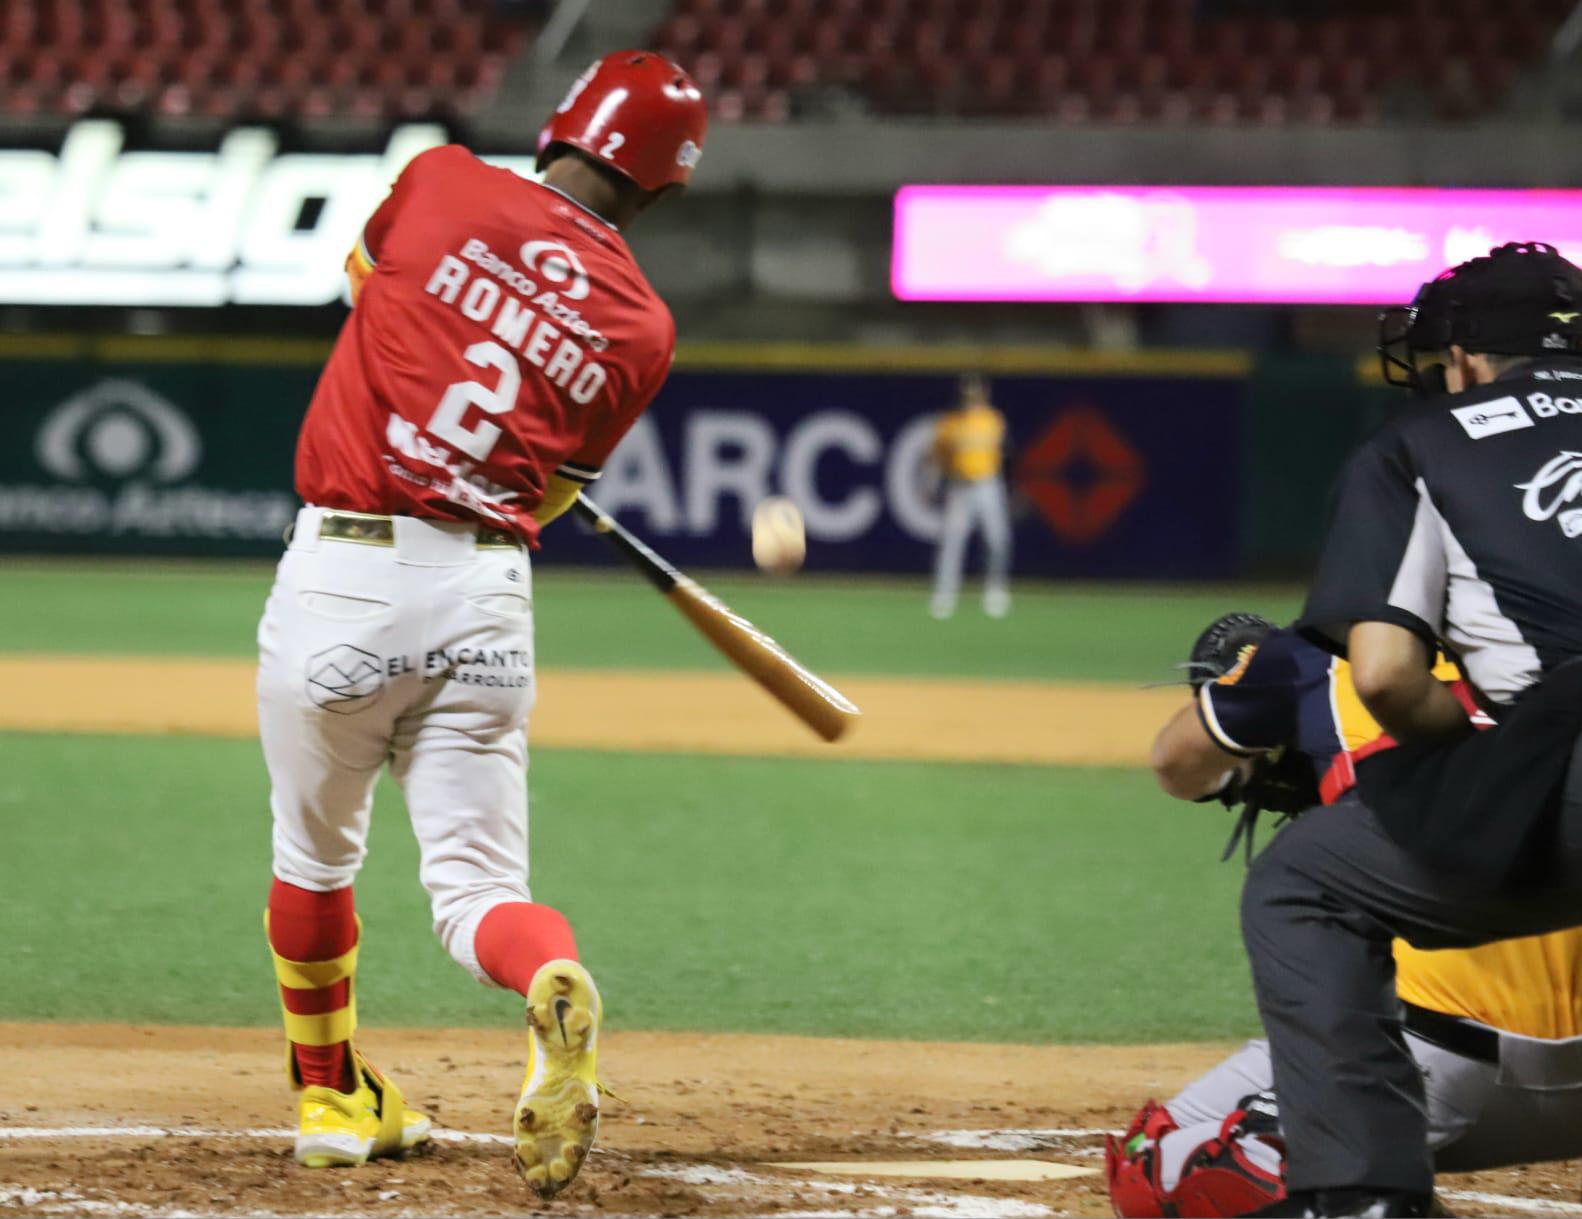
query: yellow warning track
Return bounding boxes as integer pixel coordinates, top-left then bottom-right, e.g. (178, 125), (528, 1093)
(0, 655), (1179, 766)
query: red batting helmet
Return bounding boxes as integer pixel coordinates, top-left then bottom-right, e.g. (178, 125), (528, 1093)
(538, 50), (708, 193)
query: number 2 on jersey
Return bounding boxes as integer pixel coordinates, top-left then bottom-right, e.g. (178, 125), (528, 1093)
(427, 341), (520, 461)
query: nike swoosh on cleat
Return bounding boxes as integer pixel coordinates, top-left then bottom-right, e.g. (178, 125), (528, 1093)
(553, 997), (572, 1046)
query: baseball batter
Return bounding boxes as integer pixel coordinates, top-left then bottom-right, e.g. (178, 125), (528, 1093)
(255, 52), (706, 1198)
(928, 374), (1012, 619)
(1107, 620), (1582, 1216)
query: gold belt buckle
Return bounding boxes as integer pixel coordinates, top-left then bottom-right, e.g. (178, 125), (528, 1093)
(319, 511), (396, 546)
(476, 527), (519, 549)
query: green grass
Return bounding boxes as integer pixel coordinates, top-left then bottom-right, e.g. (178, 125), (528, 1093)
(0, 733), (1256, 1043)
(0, 560), (1302, 683)
(0, 562), (1276, 1044)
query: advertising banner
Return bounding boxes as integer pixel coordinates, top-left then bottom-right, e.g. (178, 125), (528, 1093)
(0, 362), (310, 556)
(893, 184), (1582, 305)
(542, 370), (1244, 580)
(0, 359), (1243, 578)
(0, 120), (525, 307)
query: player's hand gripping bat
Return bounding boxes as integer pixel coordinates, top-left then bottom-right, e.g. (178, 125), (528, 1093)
(572, 496), (861, 743)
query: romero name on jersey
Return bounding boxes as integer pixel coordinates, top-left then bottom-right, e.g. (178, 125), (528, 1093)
(296, 144), (676, 545)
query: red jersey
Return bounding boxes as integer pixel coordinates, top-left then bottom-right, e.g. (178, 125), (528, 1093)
(295, 144), (675, 546)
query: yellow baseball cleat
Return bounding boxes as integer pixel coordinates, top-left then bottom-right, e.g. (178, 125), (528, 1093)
(513, 959), (602, 1198)
(295, 1052), (432, 1169)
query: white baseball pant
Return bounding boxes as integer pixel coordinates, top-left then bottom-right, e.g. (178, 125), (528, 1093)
(257, 506), (536, 984)
(930, 476), (1012, 614)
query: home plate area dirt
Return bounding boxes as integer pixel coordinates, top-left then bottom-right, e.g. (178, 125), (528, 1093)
(2, 1026), (1580, 1217)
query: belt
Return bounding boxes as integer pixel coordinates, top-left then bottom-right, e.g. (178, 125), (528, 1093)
(1402, 1000), (1499, 1065)
(314, 510), (519, 549)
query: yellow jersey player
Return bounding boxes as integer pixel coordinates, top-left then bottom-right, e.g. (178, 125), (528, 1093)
(1106, 618), (1582, 1216)
(928, 374), (1011, 619)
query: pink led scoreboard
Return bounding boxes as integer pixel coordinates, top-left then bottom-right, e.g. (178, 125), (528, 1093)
(891, 185), (1582, 305)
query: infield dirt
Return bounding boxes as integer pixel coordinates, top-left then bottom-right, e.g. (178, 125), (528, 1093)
(4, 1024), (1577, 1218)
(0, 655), (1180, 765)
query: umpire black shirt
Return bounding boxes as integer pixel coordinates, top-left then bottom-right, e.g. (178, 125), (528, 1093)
(1298, 356), (1582, 883)
(1301, 357), (1582, 701)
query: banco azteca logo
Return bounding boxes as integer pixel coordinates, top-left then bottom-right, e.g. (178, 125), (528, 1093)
(307, 644), (385, 714)
(36, 379), (200, 482)
(520, 239), (590, 300)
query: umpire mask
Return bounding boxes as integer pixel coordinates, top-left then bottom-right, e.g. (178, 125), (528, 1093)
(1379, 242), (1582, 397)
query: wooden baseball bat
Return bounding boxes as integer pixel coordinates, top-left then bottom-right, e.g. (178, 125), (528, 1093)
(572, 495), (861, 743)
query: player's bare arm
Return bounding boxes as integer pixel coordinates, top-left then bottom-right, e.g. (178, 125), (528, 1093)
(1348, 621), (1470, 743)
(1150, 612), (1279, 801)
(1150, 705), (1245, 801)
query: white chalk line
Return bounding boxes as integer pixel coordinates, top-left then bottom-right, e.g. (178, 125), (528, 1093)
(912, 1132), (1582, 1218)
(1438, 1190), (1582, 1217)
(0, 1123), (1120, 1152)
(7, 1126), (1579, 1219)
(0, 1124), (512, 1146)
(0, 1128), (1062, 1219)
(907, 1127), (1116, 1151)
(639, 1163), (1056, 1219)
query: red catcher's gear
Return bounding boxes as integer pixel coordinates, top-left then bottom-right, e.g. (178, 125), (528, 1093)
(1105, 1100), (1179, 1218)
(1169, 1107), (1286, 1218)
(538, 50), (708, 192)
(1107, 1099), (1288, 1219)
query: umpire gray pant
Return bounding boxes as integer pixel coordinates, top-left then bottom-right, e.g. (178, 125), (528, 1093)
(1243, 795), (1582, 1194)
(930, 476), (1011, 611)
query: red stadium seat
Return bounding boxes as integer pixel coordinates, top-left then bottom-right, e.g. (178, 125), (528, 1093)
(27, 0), (1563, 125)
(25, 0), (537, 121)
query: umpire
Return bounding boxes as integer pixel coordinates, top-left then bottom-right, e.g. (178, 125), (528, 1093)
(1243, 243), (1582, 1218)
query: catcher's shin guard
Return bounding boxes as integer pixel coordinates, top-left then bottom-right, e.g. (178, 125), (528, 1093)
(1106, 1100), (1180, 1218)
(1107, 1097), (1286, 1219)
(1169, 1099), (1286, 1218)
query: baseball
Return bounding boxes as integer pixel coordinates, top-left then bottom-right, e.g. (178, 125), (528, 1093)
(752, 496), (806, 574)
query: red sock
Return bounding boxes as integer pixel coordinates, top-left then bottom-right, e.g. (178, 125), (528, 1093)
(474, 902), (578, 997)
(268, 878), (356, 1092)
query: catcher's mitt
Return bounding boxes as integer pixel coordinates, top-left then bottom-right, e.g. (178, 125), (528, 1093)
(1185, 611), (1317, 863)
(1217, 746), (1321, 864)
(1186, 612), (1274, 690)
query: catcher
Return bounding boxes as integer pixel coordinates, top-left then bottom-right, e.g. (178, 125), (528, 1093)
(1108, 614), (1582, 1217)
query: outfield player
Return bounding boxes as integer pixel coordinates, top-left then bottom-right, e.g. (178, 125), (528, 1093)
(1108, 623), (1582, 1216)
(928, 374), (1012, 619)
(254, 52), (706, 1197)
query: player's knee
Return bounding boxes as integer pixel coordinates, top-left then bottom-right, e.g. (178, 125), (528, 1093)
(430, 880), (532, 982)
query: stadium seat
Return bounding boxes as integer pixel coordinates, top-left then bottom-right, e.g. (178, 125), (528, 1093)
(1, 0), (540, 121)
(648, 0), (1572, 123)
